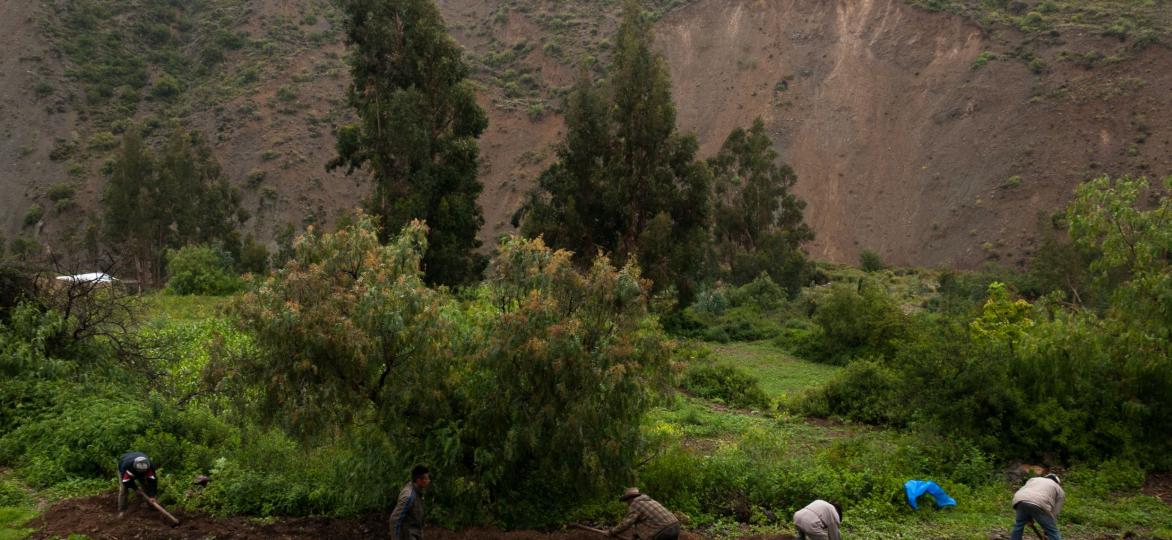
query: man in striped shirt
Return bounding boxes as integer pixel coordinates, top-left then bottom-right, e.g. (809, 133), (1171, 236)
(608, 487), (681, 540)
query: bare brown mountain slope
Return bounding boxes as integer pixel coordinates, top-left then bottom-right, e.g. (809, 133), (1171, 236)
(655, 0), (1172, 267)
(1, 0), (1169, 269)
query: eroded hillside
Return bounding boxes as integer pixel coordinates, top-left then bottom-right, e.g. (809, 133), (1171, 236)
(1, 0), (1169, 268)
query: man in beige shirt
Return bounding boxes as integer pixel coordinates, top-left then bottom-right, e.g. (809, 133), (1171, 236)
(608, 488), (681, 540)
(1010, 474), (1064, 540)
(793, 499), (842, 540)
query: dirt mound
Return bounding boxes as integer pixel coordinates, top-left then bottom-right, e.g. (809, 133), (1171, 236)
(1143, 472), (1172, 505)
(26, 493), (791, 540)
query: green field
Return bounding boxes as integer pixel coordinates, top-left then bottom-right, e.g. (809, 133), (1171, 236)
(705, 342), (839, 398)
(640, 340), (1172, 539)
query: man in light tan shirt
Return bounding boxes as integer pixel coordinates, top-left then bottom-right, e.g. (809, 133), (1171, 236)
(1010, 473), (1064, 540)
(793, 499), (842, 540)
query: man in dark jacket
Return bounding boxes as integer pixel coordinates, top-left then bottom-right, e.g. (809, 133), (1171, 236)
(390, 465), (430, 540)
(117, 451), (158, 516)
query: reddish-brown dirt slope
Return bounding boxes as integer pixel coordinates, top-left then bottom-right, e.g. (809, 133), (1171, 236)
(2, 0), (1170, 269)
(654, 0), (1172, 268)
(27, 493), (768, 540)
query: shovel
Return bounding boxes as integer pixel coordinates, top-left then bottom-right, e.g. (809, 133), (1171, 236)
(571, 524), (609, 536)
(136, 488), (181, 526)
(1028, 520), (1045, 540)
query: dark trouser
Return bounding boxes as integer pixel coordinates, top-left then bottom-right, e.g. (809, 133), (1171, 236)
(652, 523), (680, 540)
(796, 531), (829, 540)
(118, 483), (131, 511)
(391, 527), (423, 540)
(1010, 502), (1061, 540)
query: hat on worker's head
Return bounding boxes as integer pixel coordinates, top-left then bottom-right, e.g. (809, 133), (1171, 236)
(1043, 473), (1061, 485)
(619, 487), (641, 502)
(133, 456), (150, 472)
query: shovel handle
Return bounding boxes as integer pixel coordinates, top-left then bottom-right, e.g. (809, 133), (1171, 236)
(571, 523), (609, 536)
(1028, 520), (1045, 540)
(136, 489), (180, 525)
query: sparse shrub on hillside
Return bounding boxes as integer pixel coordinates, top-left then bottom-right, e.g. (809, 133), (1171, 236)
(33, 81), (54, 98)
(152, 73), (181, 99)
(22, 205), (43, 228)
(970, 51), (997, 70)
(47, 183), (76, 213)
(858, 250), (885, 272)
(275, 85), (296, 102)
(48, 139), (75, 162)
(88, 131), (119, 151)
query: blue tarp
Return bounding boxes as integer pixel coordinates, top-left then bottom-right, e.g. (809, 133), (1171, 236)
(904, 480), (957, 510)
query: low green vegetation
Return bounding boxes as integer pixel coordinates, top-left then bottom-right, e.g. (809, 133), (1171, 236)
(644, 393), (1172, 538)
(2, 174), (1168, 538)
(704, 342), (838, 398)
(5, 0), (1171, 537)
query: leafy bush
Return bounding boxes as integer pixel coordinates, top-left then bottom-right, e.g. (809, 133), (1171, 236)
(796, 358), (905, 424)
(165, 245), (242, 295)
(22, 205), (43, 228)
(667, 276), (789, 342)
(726, 273), (787, 312)
(801, 281), (909, 365)
(858, 250), (885, 272)
(237, 236), (269, 275)
(682, 363), (769, 409)
(151, 73), (181, 99)
(224, 215), (671, 526)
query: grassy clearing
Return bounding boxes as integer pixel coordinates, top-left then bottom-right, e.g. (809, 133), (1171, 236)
(652, 341), (1172, 539)
(706, 341), (838, 398)
(0, 473), (35, 540)
(649, 395), (1172, 538)
(139, 293), (229, 322)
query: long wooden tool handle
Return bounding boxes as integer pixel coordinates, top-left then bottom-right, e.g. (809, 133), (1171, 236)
(571, 523), (608, 536)
(137, 489), (180, 525)
(1028, 521), (1044, 540)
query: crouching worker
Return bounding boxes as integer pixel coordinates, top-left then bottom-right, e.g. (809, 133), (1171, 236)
(793, 499), (842, 540)
(608, 488), (680, 540)
(1010, 473), (1064, 540)
(117, 451), (158, 516)
(390, 465), (430, 540)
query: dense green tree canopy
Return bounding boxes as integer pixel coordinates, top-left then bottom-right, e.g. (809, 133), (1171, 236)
(330, 0), (489, 286)
(708, 118), (813, 291)
(521, 1), (710, 303)
(225, 214), (670, 523)
(103, 128), (245, 287)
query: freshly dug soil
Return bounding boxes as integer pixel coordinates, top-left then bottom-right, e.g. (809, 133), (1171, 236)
(26, 493), (796, 539)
